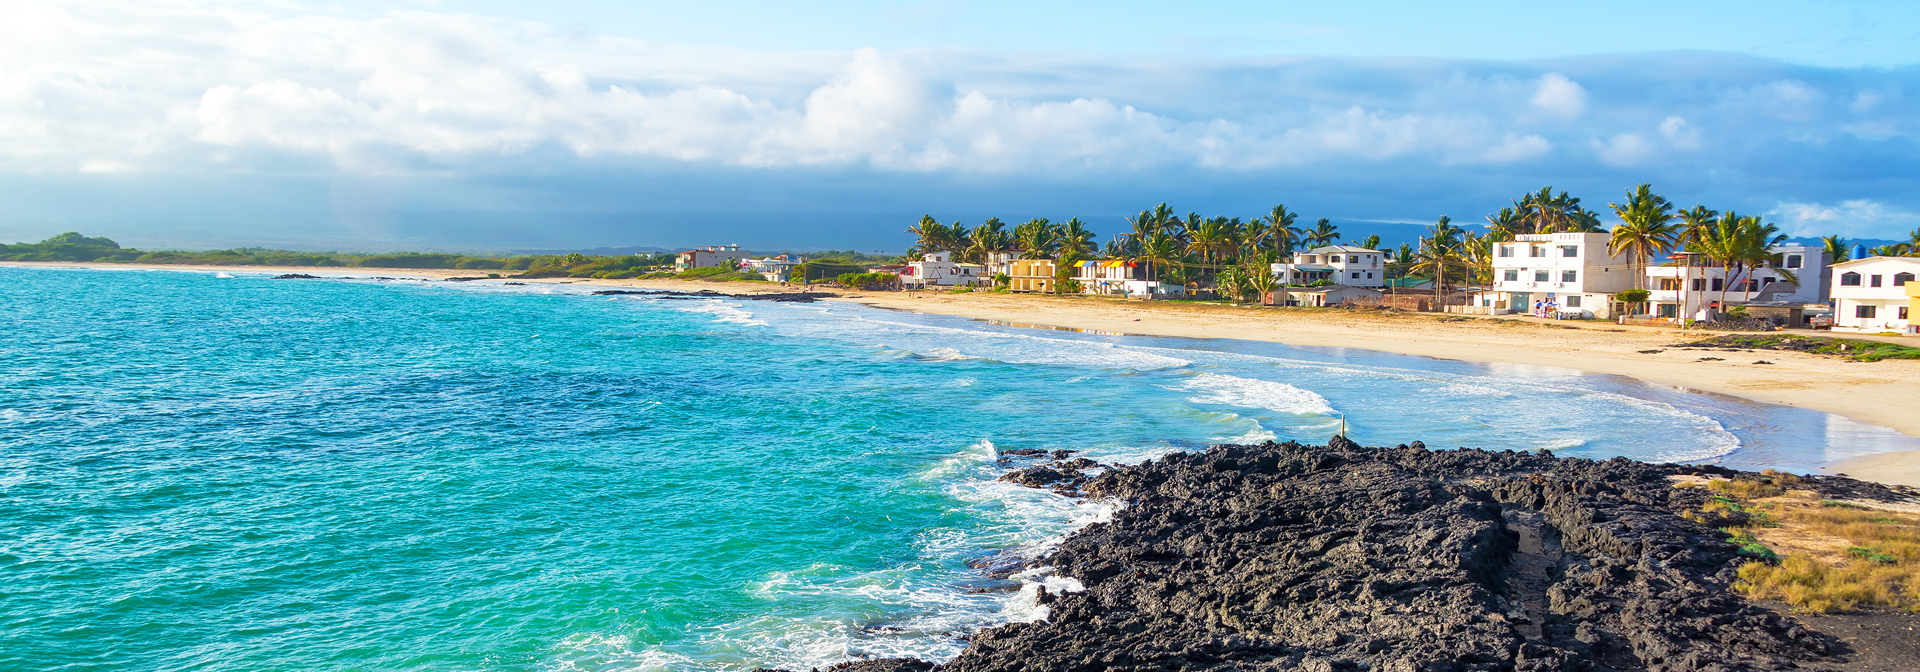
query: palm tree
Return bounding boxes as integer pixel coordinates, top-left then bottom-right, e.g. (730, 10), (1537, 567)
(905, 215), (946, 257)
(1518, 187), (1584, 234)
(965, 218), (1012, 264)
(1141, 231), (1182, 285)
(1414, 216), (1464, 298)
(1606, 183), (1677, 291)
(1057, 218), (1096, 259)
(1184, 216), (1234, 280)
(1014, 218), (1057, 259)
(1304, 219), (1340, 248)
(1485, 206), (1525, 241)
(1261, 205), (1302, 254)
(1358, 234), (1382, 251)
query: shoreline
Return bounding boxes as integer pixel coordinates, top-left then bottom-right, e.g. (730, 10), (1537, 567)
(9, 260), (1919, 486)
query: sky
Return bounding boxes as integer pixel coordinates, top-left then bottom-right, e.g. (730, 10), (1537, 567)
(3, 0), (1919, 252)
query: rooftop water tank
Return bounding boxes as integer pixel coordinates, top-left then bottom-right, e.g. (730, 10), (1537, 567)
(1851, 243), (1869, 260)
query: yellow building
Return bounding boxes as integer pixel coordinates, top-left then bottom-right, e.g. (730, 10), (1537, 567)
(1909, 279), (1919, 331)
(1008, 259), (1056, 293)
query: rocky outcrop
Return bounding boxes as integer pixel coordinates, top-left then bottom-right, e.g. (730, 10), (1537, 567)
(796, 439), (1920, 672)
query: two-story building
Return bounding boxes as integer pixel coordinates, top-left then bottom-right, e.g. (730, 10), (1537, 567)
(1489, 233), (1635, 318)
(676, 244), (748, 270)
(1073, 260), (1149, 295)
(1007, 259), (1057, 293)
(1273, 245), (1386, 287)
(1643, 245), (1829, 321)
(1766, 244), (1831, 303)
(743, 255), (803, 282)
(901, 251), (987, 288)
(1829, 256), (1920, 333)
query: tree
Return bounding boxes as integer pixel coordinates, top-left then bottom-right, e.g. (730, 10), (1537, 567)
(1606, 183), (1677, 291)
(1014, 218), (1057, 259)
(1261, 204), (1302, 256)
(1674, 205), (1721, 321)
(1358, 234), (1382, 251)
(1184, 216), (1235, 281)
(964, 218), (1012, 264)
(1057, 218), (1096, 258)
(1485, 207), (1525, 241)
(1517, 187), (1584, 234)
(1413, 216), (1464, 297)
(905, 215), (945, 257)
(1304, 219), (1341, 248)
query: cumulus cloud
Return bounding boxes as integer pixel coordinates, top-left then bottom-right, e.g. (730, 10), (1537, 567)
(5, 0), (1920, 242)
(1768, 200), (1920, 238)
(1530, 73), (1587, 118)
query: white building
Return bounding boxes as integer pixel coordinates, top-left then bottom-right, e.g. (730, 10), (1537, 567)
(1829, 256), (1920, 333)
(676, 244), (747, 270)
(1767, 244), (1831, 303)
(902, 251), (988, 288)
(743, 255), (803, 282)
(1643, 246), (1829, 320)
(1489, 233), (1635, 318)
(1074, 260), (1148, 295)
(1273, 245), (1386, 287)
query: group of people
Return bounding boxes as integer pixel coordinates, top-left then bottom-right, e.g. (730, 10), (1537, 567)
(1531, 298), (1561, 318)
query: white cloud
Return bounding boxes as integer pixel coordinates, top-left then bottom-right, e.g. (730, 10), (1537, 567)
(1530, 73), (1587, 118)
(1768, 200), (1920, 239)
(1658, 116), (1700, 149)
(1591, 133), (1651, 166)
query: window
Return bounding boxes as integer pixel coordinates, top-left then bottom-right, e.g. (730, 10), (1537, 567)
(1529, 246), (1545, 257)
(1562, 270), (1577, 282)
(1351, 272), (1360, 279)
(1896, 273), (1914, 286)
(1366, 272), (1373, 279)
(1903, 307), (1911, 320)
(1787, 254), (1803, 268)
(1711, 278), (1723, 291)
(1498, 245), (1513, 257)
(1763, 277), (1776, 286)
(1560, 245), (1578, 257)
(1871, 275), (1883, 287)
(1692, 279), (1706, 291)
(1349, 255), (1359, 263)
(1504, 269), (1519, 281)
(1535, 270), (1549, 282)
(1841, 272), (1861, 286)
(1566, 296), (1582, 308)
(1658, 278), (1681, 291)
(1856, 305), (1877, 319)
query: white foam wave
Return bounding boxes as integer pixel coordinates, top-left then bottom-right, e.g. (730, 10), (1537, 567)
(673, 300), (768, 326)
(214, 272), (235, 278)
(1174, 373), (1335, 416)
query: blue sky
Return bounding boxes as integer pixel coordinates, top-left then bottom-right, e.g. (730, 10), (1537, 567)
(2, 0), (1918, 251)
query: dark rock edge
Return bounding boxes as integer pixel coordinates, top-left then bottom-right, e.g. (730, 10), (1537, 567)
(766, 438), (1917, 672)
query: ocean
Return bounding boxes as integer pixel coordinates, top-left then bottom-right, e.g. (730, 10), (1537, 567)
(4, 267), (1915, 671)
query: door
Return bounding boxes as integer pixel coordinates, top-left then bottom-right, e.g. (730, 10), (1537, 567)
(1509, 292), (1529, 315)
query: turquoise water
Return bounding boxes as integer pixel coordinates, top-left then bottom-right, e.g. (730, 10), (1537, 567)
(4, 267), (1916, 672)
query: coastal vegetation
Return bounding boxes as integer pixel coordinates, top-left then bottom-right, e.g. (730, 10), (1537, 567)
(1676, 334), (1920, 362)
(1680, 473), (1920, 613)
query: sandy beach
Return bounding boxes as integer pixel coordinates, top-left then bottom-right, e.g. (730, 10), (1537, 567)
(12, 261), (1920, 486)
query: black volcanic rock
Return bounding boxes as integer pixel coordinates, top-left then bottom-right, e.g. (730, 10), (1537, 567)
(782, 439), (1920, 672)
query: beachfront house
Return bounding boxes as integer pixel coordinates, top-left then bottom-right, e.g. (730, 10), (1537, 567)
(744, 255), (803, 282)
(1829, 256), (1920, 333)
(1273, 245), (1386, 288)
(1074, 260), (1148, 295)
(1767, 244), (1832, 303)
(902, 252), (987, 288)
(1489, 233), (1634, 318)
(1265, 285), (1382, 307)
(676, 244), (748, 270)
(1644, 247), (1821, 321)
(1008, 259), (1056, 293)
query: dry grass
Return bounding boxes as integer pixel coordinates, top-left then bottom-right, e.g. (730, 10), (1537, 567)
(1684, 471), (1920, 613)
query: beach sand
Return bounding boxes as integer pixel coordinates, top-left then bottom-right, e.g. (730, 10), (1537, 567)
(11, 261), (1920, 486)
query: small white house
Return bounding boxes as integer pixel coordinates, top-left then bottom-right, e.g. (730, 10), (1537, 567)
(1265, 285), (1383, 307)
(1274, 245), (1386, 287)
(1829, 256), (1920, 333)
(1489, 233), (1634, 318)
(1074, 260), (1148, 295)
(903, 251), (987, 288)
(744, 255), (803, 282)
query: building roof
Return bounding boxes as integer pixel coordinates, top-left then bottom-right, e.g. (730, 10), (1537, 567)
(1831, 255), (1920, 269)
(1301, 245), (1382, 255)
